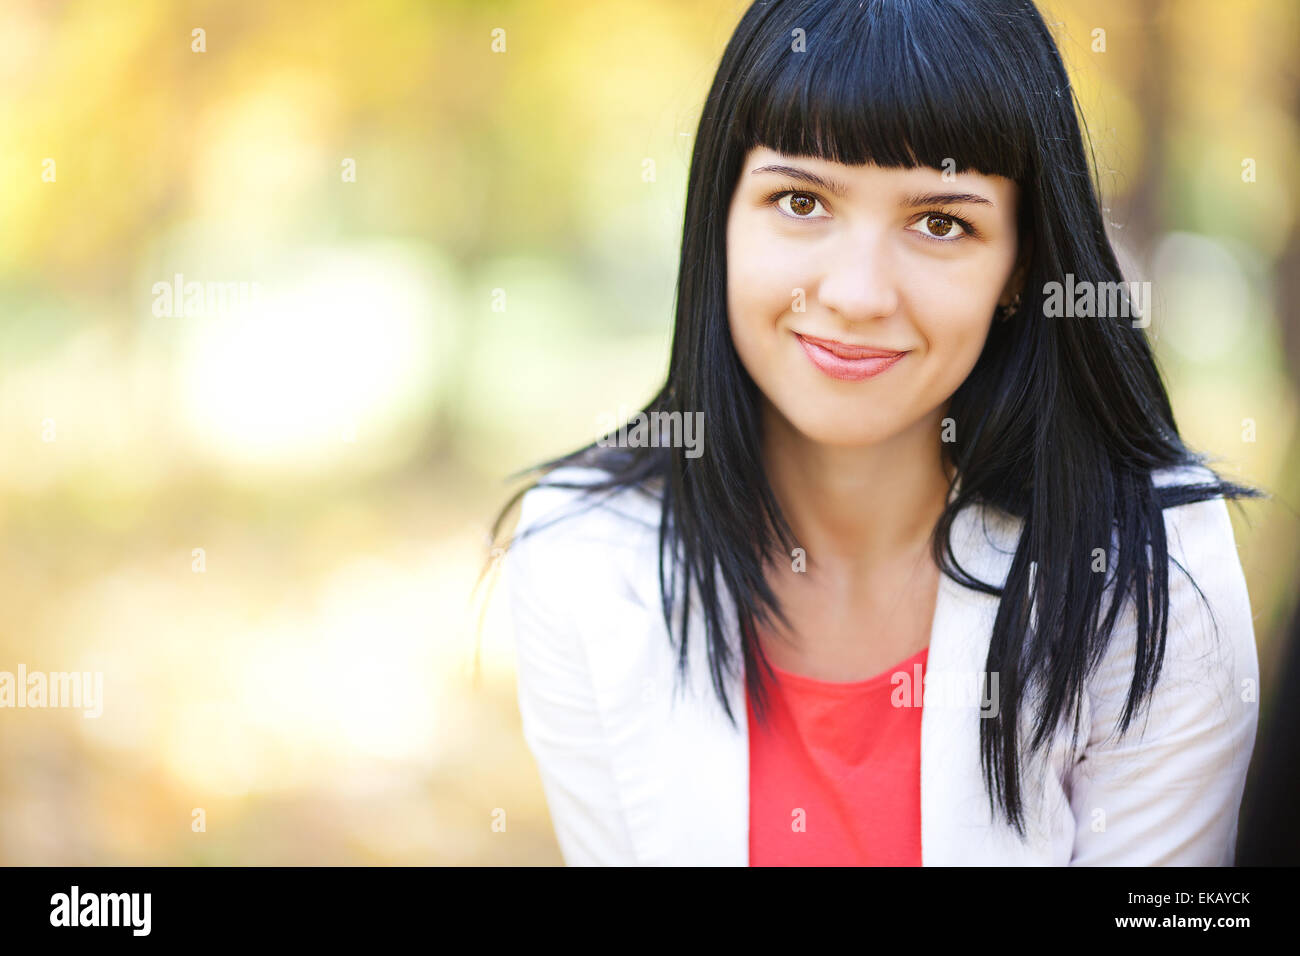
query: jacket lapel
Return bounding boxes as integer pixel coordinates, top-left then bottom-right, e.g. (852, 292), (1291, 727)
(916, 501), (1077, 864)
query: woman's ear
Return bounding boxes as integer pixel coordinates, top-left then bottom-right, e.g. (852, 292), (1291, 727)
(997, 235), (1033, 318)
(999, 266), (1027, 309)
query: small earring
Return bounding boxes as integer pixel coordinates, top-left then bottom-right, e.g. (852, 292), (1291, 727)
(997, 292), (1022, 321)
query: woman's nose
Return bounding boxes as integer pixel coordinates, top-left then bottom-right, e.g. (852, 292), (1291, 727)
(815, 232), (900, 323)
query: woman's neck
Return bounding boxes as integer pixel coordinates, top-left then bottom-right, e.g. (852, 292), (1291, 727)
(759, 398), (953, 579)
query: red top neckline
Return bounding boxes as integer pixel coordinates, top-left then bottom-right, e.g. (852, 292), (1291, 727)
(763, 645), (929, 692)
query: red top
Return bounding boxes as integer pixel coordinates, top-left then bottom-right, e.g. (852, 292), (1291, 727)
(747, 646), (928, 866)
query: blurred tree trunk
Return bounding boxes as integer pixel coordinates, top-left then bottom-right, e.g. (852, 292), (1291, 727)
(1239, 11), (1300, 867)
(1113, 0), (1171, 262)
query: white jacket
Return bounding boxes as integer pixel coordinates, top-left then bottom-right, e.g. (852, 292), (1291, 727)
(505, 463), (1259, 865)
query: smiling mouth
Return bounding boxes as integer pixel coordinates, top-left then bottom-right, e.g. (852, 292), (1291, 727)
(794, 332), (909, 382)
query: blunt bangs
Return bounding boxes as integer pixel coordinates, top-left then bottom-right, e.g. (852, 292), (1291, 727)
(727, 0), (1044, 182)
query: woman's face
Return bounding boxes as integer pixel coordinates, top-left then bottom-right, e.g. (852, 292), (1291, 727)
(726, 145), (1023, 448)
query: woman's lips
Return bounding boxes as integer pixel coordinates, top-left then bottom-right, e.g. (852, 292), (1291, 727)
(794, 332), (909, 382)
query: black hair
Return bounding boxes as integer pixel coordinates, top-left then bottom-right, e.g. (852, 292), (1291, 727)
(483, 0), (1262, 839)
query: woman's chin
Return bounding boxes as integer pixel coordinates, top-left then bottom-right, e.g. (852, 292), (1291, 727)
(782, 414), (903, 449)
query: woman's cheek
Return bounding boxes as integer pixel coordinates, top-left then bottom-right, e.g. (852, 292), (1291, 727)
(731, 235), (796, 315)
(916, 306), (994, 395)
(730, 290), (780, 380)
(729, 245), (800, 354)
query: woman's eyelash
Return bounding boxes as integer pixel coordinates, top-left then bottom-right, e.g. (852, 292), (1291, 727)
(759, 183), (821, 208)
(762, 184), (822, 209)
(921, 207), (980, 241)
(762, 186), (980, 240)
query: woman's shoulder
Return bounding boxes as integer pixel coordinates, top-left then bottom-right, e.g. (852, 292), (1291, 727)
(504, 465), (668, 665)
(1088, 461), (1256, 726)
(1158, 462), (1253, 632)
(514, 465), (663, 545)
(1070, 462), (1258, 865)
(1152, 460), (1213, 486)
(507, 465), (664, 598)
(1150, 462), (1244, 562)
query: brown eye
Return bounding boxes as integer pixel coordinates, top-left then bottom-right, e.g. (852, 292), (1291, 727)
(926, 214), (953, 236)
(773, 190), (828, 219)
(909, 212), (969, 241)
(788, 193), (817, 216)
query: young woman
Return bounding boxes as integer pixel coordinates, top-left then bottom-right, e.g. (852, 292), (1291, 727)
(489, 0), (1262, 865)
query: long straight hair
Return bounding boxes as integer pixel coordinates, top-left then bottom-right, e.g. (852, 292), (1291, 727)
(486, 0), (1261, 839)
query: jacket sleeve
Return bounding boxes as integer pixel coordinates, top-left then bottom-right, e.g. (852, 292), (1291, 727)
(1067, 494), (1260, 865)
(505, 485), (640, 866)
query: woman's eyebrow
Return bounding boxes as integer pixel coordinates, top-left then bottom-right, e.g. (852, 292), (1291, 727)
(902, 191), (995, 208)
(749, 164), (851, 198)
